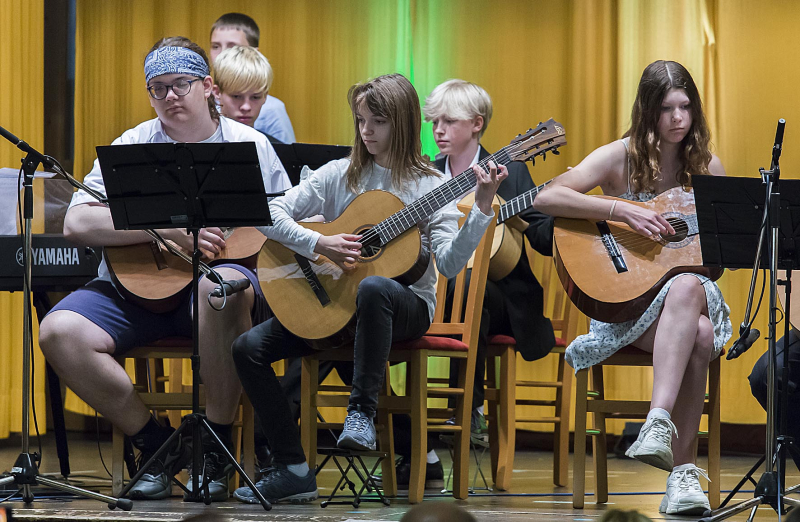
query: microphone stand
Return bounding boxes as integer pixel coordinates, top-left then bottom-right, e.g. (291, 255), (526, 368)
(0, 125), (132, 510)
(700, 119), (800, 522)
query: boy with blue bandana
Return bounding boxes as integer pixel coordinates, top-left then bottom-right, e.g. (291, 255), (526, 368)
(39, 36), (290, 502)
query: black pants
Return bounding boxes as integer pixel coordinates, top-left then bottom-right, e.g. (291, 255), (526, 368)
(232, 276), (429, 465)
(749, 327), (800, 469)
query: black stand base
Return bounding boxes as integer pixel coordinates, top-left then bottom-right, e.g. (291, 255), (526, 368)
(317, 448), (390, 508)
(699, 440), (800, 522)
(0, 452), (132, 510)
(118, 413), (271, 510)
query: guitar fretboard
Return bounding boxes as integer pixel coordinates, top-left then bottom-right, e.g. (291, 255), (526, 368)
(497, 180), (552, 224)
(371, 148), (514, 245)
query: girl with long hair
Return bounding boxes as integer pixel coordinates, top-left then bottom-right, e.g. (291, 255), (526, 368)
(230, 73), (507, 503)
(535, 60), (732, 515)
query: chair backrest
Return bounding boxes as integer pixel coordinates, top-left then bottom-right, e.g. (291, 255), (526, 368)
(431, 204), (499, 350)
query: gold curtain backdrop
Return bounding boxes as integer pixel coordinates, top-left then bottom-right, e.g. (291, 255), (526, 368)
(0, 0), (46, 438)
(0, 0), (795, 435)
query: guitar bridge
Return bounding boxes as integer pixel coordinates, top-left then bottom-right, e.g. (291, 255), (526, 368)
(596, 221), (628, 274)
(149, 242), (169, 271)
(294, 254), (331, 306)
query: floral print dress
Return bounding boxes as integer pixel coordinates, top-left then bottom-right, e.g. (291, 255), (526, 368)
(565, 141), (732, 371)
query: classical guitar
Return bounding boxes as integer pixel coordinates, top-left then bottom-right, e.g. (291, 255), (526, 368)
(553, 186), (722, 324)
(258, 119), (567, 341)
(458, 178), (552, 281)
(104, 227), (266, 313)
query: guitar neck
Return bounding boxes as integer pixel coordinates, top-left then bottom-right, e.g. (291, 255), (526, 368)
(497, 180), (551, 224)
(372, 147), (515, 244)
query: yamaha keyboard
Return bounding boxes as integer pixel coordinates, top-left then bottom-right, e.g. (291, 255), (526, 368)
(0, 234), (99, 291)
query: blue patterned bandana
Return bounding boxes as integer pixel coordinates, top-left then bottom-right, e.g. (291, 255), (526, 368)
(144, 46), (210, 83)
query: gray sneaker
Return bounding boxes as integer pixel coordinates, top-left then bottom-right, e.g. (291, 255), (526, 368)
(183, 451), (233, 502)
(232, 464), (317, 504)
(128, 435), (190, 500)
(337, 408), (376, 451)
(625, 415), (677, 472)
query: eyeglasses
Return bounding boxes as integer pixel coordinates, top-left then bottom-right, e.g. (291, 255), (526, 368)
(147, 78), (201, 100)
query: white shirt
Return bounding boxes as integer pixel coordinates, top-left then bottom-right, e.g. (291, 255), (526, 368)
(71, 116), (292, 281)
(259, 158), (493, 321)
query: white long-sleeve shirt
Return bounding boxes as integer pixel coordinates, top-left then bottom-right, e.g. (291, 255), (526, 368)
(259, 158), (493, 321)
(70, 116), (292, 282)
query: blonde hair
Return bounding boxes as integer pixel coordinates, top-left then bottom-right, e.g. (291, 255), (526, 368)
(423, 79), (493, 138)
(213, 46), (273, 95)
(346, 73), (439, 193)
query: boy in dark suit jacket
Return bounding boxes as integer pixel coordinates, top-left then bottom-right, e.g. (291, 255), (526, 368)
(384, 79), (556, 489)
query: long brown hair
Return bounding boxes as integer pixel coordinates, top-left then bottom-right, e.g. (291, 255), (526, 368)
(345, 74), (439, 193)
(624, 60), (711, 193)
(145, 36), (219, 122)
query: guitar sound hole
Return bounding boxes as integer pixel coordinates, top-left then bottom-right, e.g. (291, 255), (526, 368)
(663, 218), (688, 243)
(354, 226), (383, 260)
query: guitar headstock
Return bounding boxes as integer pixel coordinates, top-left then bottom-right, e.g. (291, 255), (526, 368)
(506, 118), (566, 165)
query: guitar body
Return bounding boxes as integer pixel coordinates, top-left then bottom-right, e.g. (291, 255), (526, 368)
(553, 187), (721, 323)
(258, 190), (425, 340)
(105, 227), (267, 313)
(458, 193), (523, 281)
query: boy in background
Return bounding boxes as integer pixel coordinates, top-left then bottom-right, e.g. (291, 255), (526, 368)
(210, 12), (295, 143)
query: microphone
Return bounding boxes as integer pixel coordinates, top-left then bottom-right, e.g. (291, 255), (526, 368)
(209, 278), (251, 298)
(726, 327), (761, 360)
(0, 124), (54, 170)
(771, 118), (786, 171)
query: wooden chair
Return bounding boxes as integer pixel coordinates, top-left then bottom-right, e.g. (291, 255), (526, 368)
(111, 337), (255, 497)
(484, 247), (580, 490)
(572, 345), (721, 509)
(300, 206), (498, 504)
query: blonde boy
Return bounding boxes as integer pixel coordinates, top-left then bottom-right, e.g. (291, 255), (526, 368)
(212, 46), (273, 129)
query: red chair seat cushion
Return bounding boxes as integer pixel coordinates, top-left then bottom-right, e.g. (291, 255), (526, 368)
(487, 334), (567, 348)
(393, 336), (468, 352)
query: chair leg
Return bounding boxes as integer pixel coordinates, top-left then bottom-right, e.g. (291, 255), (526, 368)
(708, 356), (721, 509)
(167, 359), (183, 429)
(554, 352), (572, 487)
(242, 394), (256, 483)
(377, 363), (397, 497)
(300, 356), (319, 470)
(487, 354), (500, 486)
(494, 346), (515, 491)
(408, 352), (428, 504)
(573, 368), (589, 509)
(591, 366), (609, 504)
(112, 426), (125, 497)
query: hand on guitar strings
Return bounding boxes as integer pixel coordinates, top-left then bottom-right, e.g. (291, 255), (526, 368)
(614, 202), (675, 240)
(314, 233), (363, 271)
(168, 227), (227, 259)
(474, 160), (509, 215)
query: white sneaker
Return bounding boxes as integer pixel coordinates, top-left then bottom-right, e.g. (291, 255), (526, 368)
(624, 415), (676, 471)
(659, 464), (711, 515)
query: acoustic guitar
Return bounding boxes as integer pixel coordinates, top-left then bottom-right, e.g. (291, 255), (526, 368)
(258, 119), (567, 341)
(104, 227), (266, 313)
(459, 178), (551, 281)
(553, 186), (722, 324)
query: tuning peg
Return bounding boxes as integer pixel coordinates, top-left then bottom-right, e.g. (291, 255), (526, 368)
(530, 157), (536, 166)
(542, 152), (547, 161)
(528, 128), (532, 132)
(538, 121), (543, 126)
(552, 149), (560, 155)
(517, 133), (521, 138)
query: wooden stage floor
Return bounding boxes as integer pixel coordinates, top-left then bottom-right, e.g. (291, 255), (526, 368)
(0, 434), (796, 521)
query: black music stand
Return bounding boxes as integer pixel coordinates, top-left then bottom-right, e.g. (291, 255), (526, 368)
(694, 175), (800, 521)
(272, 142), (351, 186)
(97, 141), (272, 509)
